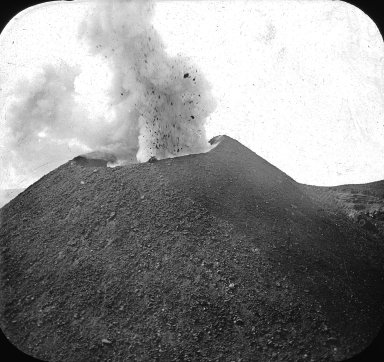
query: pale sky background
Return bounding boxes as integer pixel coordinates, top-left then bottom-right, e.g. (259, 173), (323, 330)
(1, 0), (384, 196)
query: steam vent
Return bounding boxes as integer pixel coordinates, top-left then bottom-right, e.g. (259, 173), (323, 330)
(1, 136), (384, 361)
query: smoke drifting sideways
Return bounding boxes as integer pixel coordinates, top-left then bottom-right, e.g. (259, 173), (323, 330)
(1, 0), (216, 188)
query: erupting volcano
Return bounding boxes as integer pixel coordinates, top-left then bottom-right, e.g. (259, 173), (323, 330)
(1, 0), (216, 190)
(1, 0), (384, 361)
(1, 135), (384, 361)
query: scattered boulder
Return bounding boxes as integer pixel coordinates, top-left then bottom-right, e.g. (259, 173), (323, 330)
(357, 215), (378, 233)
(147, 156), (158, 163)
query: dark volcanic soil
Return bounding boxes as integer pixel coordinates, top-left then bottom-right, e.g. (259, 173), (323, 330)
(301, 180), (384, 238)
(1, 135), (384, 361)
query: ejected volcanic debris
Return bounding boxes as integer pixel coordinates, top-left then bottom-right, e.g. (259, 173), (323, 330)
(3, 0), (216, 189)
(1, 136), (384, 361)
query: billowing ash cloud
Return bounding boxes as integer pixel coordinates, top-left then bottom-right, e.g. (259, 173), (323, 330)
(2, 0), (216, 187)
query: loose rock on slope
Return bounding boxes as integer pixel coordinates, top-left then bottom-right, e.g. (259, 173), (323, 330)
(1, 135), (384, 361)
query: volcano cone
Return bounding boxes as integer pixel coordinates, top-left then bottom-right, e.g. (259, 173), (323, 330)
(1, 136), (384, 361)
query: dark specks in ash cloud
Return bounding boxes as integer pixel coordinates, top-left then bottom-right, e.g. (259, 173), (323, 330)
(2, 0), (217, 183)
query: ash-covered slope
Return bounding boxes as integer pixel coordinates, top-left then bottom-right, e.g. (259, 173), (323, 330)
(302, 180), (384, 237)
(0, 189), (25, 209)
(1, 136), (384, 361)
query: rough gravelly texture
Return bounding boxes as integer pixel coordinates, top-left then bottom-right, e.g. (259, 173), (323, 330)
(301, 181), (384, 237)
(1, 136), (384, 361)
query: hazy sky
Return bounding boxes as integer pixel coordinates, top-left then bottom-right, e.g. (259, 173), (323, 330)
(1, 0), (384, 189)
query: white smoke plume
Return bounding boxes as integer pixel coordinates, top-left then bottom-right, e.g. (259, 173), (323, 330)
(1, 0), (216, 187)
